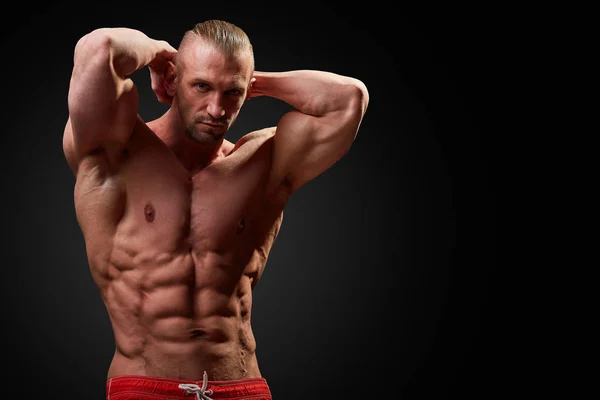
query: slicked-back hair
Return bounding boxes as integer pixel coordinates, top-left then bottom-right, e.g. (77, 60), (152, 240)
(177, 20), (254, 72)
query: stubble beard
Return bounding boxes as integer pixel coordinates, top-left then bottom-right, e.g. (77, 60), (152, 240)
(185, 123), (224, 145)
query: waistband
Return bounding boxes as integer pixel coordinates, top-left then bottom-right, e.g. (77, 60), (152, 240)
(106, 372), (272, 399)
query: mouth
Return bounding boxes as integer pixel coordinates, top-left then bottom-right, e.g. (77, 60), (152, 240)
(200, 122), (224, 128)
(198, 121), (228, 134)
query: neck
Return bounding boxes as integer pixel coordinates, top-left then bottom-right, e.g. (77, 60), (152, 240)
(150, 107), (229, 173)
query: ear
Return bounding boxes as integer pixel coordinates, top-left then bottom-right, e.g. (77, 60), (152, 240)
(246, 77), (256, 100)
(165, 61), (177, 97)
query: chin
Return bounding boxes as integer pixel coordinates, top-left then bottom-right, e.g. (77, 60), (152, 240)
(187, 129), (222, 145)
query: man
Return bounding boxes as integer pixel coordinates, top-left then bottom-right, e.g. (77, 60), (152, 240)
(62, 19), (369, 399)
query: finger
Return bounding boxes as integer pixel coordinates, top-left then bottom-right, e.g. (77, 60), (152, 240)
(158, 40), (177, 52)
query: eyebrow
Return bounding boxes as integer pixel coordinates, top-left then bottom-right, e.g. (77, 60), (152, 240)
(228, 83), (246, 92)
(190, 77), (246, 92)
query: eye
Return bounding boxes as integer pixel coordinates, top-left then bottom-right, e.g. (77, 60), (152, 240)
(226, 89), (242, 96)
(195, 83), (209, 91)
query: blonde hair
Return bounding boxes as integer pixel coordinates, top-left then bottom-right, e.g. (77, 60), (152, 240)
(178, 20), (254, 71)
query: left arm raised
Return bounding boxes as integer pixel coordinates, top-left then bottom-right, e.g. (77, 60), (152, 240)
(249, 70), (369, 195)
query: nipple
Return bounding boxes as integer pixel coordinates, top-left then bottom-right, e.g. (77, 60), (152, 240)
(144, 203), (156, 223)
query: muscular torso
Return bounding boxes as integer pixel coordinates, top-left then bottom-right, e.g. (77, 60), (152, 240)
(72, 117), (287, 381)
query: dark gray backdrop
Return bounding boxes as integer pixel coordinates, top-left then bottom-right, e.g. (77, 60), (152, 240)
(2, 2), (508, 399)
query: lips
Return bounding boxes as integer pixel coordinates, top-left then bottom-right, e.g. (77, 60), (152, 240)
(202, 122), (224, 128)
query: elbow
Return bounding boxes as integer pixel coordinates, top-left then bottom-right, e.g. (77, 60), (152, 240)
(339, 79), (369, 142)
(75, 29), (112, 61)
(350, 78), (369, 117)
(336, 77), (369, 117)
(73, 29), (113, 76)
(342, 79), (369, 128)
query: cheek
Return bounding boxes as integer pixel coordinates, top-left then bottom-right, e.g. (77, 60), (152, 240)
(227, 98), (244, 113)
(179, 90), (207, 114)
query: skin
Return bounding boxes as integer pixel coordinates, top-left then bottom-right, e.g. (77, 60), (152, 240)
(62, 26), (369, 382)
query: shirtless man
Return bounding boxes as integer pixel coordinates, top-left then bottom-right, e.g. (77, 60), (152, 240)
(62, 20), (369, 399)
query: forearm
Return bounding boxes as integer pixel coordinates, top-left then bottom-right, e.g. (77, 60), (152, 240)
(251, 70), (368, 117)
(75, 27), (163, 77)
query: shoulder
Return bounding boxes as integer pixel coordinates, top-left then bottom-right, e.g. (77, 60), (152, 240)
(236, 127), (276, 147)
(227, 127), (276, 156)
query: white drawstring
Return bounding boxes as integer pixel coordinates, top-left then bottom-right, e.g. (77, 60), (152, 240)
(178, 371), (214, 400)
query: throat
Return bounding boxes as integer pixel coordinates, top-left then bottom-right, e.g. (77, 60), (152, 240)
(170, 140), (231, 174)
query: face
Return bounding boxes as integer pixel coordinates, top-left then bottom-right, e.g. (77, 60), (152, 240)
(173, 40), (253, 145)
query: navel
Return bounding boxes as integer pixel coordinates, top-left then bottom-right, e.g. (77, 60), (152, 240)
(237, 217), (245, 234)
(144, 203), (155, 223)
(190, 329), (207, 339)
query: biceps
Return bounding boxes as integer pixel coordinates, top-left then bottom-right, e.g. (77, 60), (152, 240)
(67, 35), (138, 159)
(69, 78), (138, 154)
(270, 110), (357, 193)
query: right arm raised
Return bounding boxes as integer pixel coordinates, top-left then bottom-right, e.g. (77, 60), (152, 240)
(63, 28), (176, 174)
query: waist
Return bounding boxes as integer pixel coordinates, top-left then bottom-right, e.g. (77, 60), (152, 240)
(108, 344), (260, 382)
(106, 374), (272, 399)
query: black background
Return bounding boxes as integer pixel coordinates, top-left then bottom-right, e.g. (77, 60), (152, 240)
(2, 2), (515, 399)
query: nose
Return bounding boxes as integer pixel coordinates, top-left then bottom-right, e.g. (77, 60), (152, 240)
(206, 94), (225, 119)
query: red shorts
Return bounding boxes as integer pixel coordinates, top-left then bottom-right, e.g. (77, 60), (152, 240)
(106, 374), (273, 400)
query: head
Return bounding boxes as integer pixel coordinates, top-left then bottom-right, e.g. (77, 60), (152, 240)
(168, 20), (255, 145)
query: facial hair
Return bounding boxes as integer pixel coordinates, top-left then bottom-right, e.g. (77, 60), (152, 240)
(185, 114), (229, 145)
